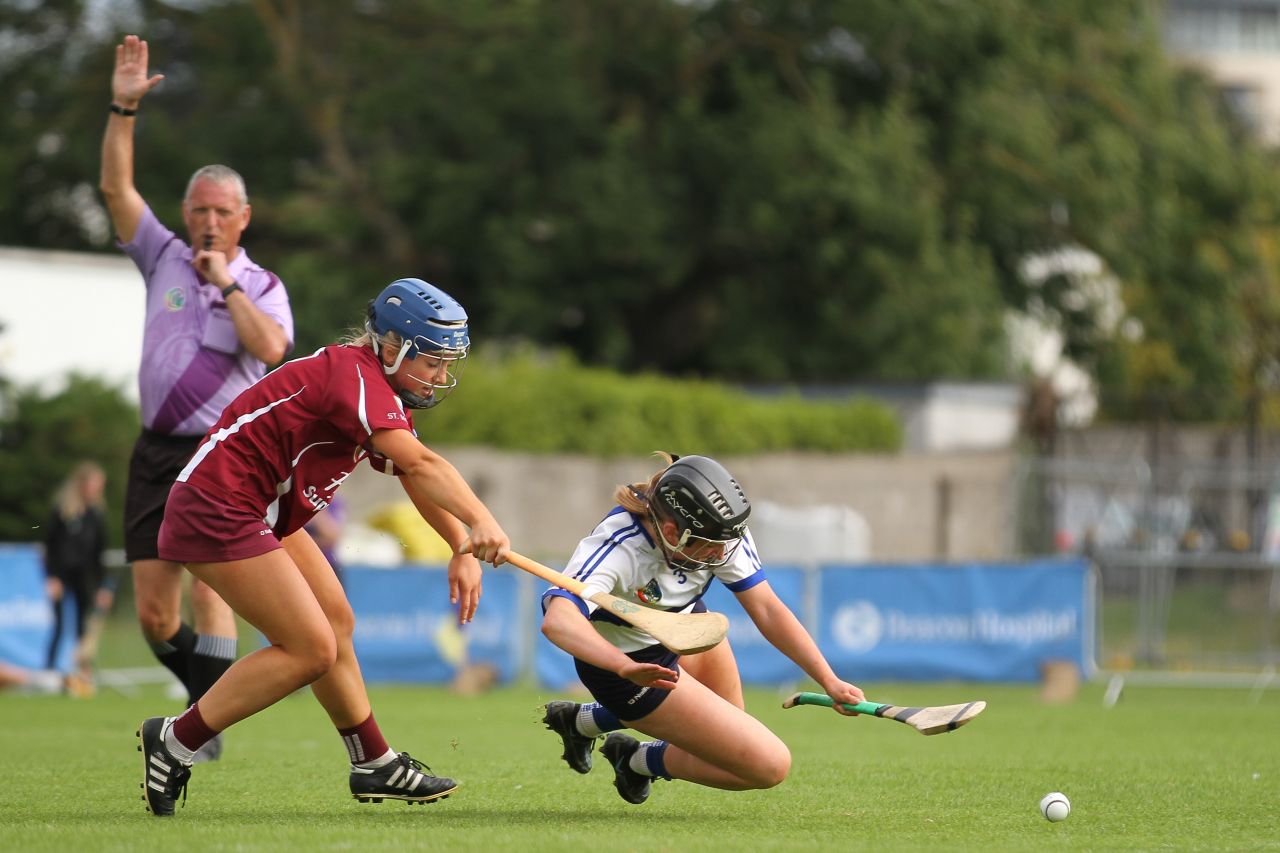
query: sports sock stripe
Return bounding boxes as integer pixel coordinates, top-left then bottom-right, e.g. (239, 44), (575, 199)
(642, 740), (670, 779)
(193, 634), (237, 660)
(343, 734), (365, 763)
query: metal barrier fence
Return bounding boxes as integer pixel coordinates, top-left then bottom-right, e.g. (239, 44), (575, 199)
(1013, 456), (1280, 694)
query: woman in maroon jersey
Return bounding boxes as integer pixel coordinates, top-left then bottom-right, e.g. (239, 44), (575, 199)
(136, 278), (509, 817)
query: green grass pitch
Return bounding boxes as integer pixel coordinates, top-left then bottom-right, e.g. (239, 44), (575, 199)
(1, 681), (1277, 851)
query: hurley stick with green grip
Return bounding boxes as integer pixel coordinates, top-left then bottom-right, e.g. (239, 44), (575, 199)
(782, 692), (986, 735)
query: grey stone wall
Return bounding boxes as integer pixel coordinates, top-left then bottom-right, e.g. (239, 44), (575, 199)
(340, 447), (1019, 564)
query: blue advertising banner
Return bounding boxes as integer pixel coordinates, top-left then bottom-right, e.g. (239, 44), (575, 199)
(343, 564), (522, 684)
(534, 624), (579, 690)
(818, 559), (1094, 682)
(0, 544), (74, 672)
(701, 567), (807, 684)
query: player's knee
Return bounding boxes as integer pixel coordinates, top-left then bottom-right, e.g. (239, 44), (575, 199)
(134, 600), (177, 641)
(296, 647), (337, 684)
(745, 744), (791, 789)
(292, 628), (338, 683)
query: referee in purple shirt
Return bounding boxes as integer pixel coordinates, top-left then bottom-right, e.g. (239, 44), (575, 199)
(99, 35), (294, 762)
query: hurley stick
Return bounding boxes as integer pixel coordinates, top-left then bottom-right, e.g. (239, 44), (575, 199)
(782, 692), (986, 735)
(506, 550), (728, 655)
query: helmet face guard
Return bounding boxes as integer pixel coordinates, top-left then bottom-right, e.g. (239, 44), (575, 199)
(647, 456), (751, 571)
(388, 346), (468, 409)
(649, 511), (745, 570)
(368, 278), (470, 409)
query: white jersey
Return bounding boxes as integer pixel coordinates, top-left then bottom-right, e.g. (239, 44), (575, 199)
(544, 506), (766, 653)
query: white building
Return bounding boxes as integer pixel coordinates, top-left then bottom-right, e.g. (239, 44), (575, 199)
(0, 246), (143, 398)
(1164, 0), (1280, 143)
(751, 381), (1025, 453)
(855, 382), (1024, 453)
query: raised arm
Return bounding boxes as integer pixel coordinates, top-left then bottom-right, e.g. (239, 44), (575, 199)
(99, 35), (164, 243)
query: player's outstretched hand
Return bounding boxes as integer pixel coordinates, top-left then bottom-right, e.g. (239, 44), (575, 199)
(112, 35), (164, 107)
(824, 679), (866, 716)
(447, 551), (483, 624)
(458, 520), (509, 566)
(619, 661), (679, 691)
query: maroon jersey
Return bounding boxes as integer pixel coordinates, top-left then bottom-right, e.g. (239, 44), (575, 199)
(176, 345), (412, 539)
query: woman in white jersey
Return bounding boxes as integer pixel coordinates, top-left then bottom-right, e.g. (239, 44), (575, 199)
(540, 453), (865, 804)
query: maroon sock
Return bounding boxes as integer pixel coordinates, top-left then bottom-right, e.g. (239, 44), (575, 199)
(338, 713), (390, 764)
(172, 702), (220, 752)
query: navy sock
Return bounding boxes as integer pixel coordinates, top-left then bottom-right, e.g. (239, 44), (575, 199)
(576, 702), (623, 737)
(631, 740), (672, 780)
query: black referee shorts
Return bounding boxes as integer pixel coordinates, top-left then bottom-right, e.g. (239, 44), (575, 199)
(124, 429), (202, 563)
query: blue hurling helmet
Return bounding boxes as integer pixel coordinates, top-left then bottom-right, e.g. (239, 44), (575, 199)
(367, 278), (470, 409)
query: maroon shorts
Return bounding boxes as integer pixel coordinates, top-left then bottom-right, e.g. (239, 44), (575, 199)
(158, 481), (282, 564)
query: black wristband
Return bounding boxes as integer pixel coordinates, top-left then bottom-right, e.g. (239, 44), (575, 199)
(220, 282), (243, 299)
(109, 103), (138, 117)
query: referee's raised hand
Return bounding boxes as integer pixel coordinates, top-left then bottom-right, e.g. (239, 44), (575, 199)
(112, 34), (165, 109)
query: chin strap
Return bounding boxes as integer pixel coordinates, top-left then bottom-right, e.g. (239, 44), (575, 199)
(647, 506), (682, 562)
(368, 323), (413, 375)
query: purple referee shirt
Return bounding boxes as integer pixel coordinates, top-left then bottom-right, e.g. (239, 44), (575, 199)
(119, 205), (294, 435)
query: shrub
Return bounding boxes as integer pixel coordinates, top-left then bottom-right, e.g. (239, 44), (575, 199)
(421, 347), (901, 455)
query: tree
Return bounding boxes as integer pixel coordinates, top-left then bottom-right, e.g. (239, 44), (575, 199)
(0, 375), (138, 545)
(2, 0), (1278, 415)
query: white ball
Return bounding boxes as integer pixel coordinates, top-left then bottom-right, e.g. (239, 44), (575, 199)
(1039, 792), (1071, 822)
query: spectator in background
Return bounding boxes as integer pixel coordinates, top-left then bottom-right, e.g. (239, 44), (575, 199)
(98, 34), (293, 761)
(0, 660), (93, 698)
(43, 462), (108, 673)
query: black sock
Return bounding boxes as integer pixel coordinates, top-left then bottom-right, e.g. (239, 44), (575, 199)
(46, 598), (66, 669)
(148, 622), (196, 699)
(189, 634), (237, 703)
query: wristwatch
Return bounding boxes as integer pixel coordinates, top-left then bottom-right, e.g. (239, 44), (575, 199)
(220, 281), (243, 299)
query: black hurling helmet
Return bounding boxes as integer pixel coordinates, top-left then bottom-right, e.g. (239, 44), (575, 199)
(648, 455), (751, 570)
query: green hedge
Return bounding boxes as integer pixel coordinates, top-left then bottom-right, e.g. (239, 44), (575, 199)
(419, 348), (901, 455)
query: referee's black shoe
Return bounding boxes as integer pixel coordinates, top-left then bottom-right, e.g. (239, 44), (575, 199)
(136, 717), (191, 817)
(600, 733), (651, 805)
(350, 752), (457, 804)
(542, 701), (596, 774)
